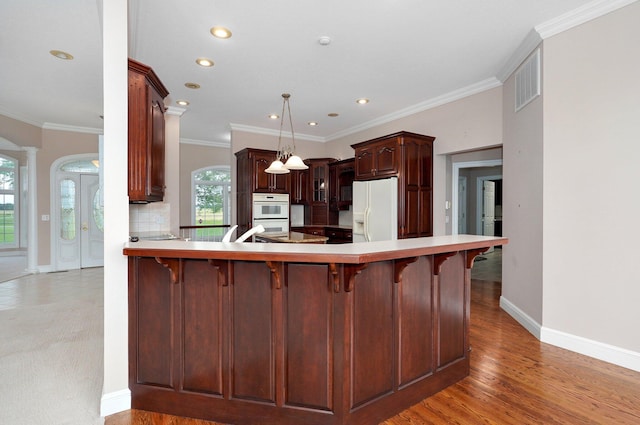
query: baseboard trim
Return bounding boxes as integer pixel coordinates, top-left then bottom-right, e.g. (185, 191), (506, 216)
(541, 326), (640, 373)
(500, 295), (640, 372)
(100, 388), (131, 417)
(499, 295), (542, 339)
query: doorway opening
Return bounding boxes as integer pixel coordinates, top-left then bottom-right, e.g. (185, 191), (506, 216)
(51, 155), (103, 271)
(452, 158), (502, 282)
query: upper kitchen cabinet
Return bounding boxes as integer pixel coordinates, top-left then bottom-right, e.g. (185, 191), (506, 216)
(236, 148), (290, 194)
(128, 58), (169, 203)
(304, 158), (336, 225)
(290, 168), (309, 205)
(352, 131), (435, 238)
(352, 136), (399, 180)
(329, 158), (355, 212)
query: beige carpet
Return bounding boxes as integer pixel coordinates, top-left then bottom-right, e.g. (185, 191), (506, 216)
(0, 253), (29, 283)
(0, 268), (104, 425)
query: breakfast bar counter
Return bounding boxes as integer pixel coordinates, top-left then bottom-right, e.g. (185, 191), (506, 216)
(124, 235), (507, 425)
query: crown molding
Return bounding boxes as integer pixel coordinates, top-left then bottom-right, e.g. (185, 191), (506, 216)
(497, 0), (638, 82)
(0, 108), (44, 128)
(42, 122), (103, 135)
(180, 137), (230, 148)
(326, 78), (502, 142)
(229, 123), (326, 143)
(165, 106), (186, 116)
(496, 29), (542, 83)
(535, 0), (638, 39)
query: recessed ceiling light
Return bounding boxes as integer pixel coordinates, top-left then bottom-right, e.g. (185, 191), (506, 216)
(356, 98), (369, 105)
(185, 82), (201, 89)
(176, 100), (190, 106)
(196, 57), (214, 67)
(308, 122), (318, 126)
(210, 26), (232, 39)
(328, 113), (339, 117)
(268, 114), (279, 120)
(50, 50), (73, 60)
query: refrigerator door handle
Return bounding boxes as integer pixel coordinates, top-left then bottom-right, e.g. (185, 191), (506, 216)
(364, 206), (371, 242)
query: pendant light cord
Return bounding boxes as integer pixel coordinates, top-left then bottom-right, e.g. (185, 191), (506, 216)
(277, 93), (295, 160)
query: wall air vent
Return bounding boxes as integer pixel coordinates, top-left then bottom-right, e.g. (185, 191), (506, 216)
(515, 48), (541, 112)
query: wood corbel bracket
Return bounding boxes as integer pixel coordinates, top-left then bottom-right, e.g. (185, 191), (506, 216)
(155, 257), (181, 284)
(433, 252), (457, 276)
(466, 248), (490, 269)
(265, 261), (284, 289)
(329, 263), (340, 293)
(208, 259), (229, 286)
(394, 257), (418, 283)
(344, 263), (368, 292)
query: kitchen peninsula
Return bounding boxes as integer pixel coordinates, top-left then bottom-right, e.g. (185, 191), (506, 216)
(124, 235), (507, 425)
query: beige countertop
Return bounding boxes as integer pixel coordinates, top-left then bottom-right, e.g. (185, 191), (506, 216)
(123, 234), (508, 265)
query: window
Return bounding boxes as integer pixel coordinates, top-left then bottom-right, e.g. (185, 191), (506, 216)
(192, 167), (231, 240)
(60, 179), (76, 240)
(0, 156), (18, 246)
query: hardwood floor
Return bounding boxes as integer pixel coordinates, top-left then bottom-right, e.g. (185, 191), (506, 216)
(106, 277), (640, 425)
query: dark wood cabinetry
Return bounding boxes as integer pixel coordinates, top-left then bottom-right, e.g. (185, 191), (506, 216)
(237, 148), (290, 194)
(329, 158), (355, 213)
(353, 137), (399, 180)
(128, 59), (169, 203)
(290, 169), (309, 205)
(235, 148), (290, 235)
(324, 226), (352, 243)
(304, 158), (336, 226)
(352, 131), (435, 239)
(125, 236), (506, 424)
(291, 226), (325, 236)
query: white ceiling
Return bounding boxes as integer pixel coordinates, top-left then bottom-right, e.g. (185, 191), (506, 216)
(0, 0), (616, 145)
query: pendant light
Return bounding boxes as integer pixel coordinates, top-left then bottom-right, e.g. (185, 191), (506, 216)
(265, 93), (308, 174)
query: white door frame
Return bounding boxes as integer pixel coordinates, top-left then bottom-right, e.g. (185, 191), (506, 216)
(451, 159), (502, 235)
(50, 154), (100, 271)
(476, 175), (502, 236)
(80, 174), (104, 268)
(458, 176), (467, 234)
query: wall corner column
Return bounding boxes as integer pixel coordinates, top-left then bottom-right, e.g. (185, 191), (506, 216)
(23, 146), (38, 273)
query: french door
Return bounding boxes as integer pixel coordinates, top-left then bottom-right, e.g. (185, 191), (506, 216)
(57, 173), (103, 270)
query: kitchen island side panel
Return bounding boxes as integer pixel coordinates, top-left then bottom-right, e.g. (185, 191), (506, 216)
(437, 253), (467, 369)
(285, 263), (334, 411)
(350, 261), (395, 409)
(182, 259), (225, 395)
(397, 255), (435, 387)
(231, 261), (276, 404)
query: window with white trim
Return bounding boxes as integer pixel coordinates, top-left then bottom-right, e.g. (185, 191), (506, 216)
(192, 166), (231, 240)
(0, 155), (18, 246)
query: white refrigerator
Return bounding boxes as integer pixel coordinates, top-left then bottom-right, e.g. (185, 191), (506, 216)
(352, 177), (398, 242)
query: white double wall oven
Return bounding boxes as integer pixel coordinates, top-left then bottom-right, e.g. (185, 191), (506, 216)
(252, 193), (289, 234)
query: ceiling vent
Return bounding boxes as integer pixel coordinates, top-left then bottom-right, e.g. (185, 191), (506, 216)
(515, 49), (541, 112)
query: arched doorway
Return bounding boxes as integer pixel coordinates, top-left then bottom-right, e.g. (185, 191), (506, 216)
(51, 155), (103, 270)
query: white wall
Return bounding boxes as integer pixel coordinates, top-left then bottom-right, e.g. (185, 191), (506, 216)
(541, 2), (640, 357)
(501, 46), (545, 329)
(101, 0), (131, 415)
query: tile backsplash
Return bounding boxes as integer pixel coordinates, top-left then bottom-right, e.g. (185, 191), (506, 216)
(129, 202), (171, 234)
